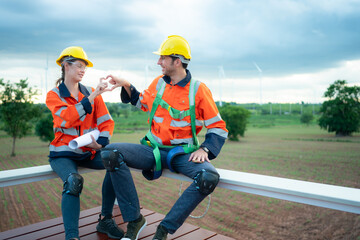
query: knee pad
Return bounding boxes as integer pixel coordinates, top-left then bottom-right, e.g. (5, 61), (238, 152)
(193, 169), (220, 195)
(63, 173), (84, 197)
(101, 148), (124, 171)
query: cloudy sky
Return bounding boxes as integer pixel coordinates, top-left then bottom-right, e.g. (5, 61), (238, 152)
(0, 0), (359, 104)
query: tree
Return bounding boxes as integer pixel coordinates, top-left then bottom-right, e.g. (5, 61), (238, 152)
(300, 112), (314, 126)
(0, 78), (40, 156)
(107, 102), (121, 117)
(35, 113), (54, 144)
(318, 80), (360, 136)
(219, 105), (251, 141)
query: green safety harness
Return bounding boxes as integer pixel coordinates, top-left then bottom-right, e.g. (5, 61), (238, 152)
(140, 78), (200, 180)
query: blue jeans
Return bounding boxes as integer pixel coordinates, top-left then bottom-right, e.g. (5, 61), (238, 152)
(50, 151), (116, 240)
(105, 143), (218, 234)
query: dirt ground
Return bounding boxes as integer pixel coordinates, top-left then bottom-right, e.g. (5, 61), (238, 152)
(1, 171), (359, 240)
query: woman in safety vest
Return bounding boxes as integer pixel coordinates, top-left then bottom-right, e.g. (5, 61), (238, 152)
(46, 46), (124, 240)
(100, 35), (228, 240)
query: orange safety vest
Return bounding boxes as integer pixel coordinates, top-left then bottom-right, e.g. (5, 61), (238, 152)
(46, 82), (114, 160)
(137, 75), (228, 147)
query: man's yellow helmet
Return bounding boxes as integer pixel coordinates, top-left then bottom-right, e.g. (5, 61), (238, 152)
(153, 35), (191, 60)
(56, 46), (93, 67)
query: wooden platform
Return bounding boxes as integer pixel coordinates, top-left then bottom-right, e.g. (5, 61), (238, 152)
(0, 205), (235, 240)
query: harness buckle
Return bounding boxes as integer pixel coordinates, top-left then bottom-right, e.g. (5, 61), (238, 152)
(179, 110), (185, 120)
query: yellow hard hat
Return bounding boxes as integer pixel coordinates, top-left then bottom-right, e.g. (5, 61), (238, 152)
(153, 35), (191, 60)
(56, 46), (93, 67)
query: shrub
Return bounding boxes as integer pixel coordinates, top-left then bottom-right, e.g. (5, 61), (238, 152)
(300, 113), (313, 125)
(220, 105), (251, 141)
(35, 113), (54, 144)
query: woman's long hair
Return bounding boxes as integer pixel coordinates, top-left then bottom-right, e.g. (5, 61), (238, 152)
(55, 57), (77, 86)
(55, 65), (66, 86)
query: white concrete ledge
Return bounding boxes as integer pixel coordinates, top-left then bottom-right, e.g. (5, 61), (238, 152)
(1, 165), (359, 214)
(0, 165), (94, 187)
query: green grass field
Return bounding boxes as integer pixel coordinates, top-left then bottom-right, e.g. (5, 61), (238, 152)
(0, 115), (359, 239)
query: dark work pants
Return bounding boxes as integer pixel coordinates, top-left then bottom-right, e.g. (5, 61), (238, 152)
(50, 152), (116, 240)
(105, 143), (218, 234)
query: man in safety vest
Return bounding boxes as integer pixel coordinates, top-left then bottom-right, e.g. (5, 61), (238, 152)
(102, 35), (228, 240)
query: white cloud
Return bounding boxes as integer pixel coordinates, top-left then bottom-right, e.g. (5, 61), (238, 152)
(198, 59), (360, 104)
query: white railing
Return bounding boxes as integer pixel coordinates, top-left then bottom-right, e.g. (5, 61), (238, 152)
(0, 165), (359, 214)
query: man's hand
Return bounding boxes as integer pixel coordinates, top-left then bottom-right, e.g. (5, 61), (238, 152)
(189, 148), (210, 163)
(102, 74), (132, 97)
(104, 74), (131, 91)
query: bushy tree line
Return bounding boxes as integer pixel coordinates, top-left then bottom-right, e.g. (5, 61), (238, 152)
(106, 102), (140, 119)
(231, 102), (322, 116)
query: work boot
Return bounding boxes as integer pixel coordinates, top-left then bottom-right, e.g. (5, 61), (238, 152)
(96, 214), (124, 239)
(152, 224), (168, 240)
(122, 214), (147, 240)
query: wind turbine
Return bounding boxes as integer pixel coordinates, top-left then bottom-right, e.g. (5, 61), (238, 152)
(144, 64), (149, 89)
(218, 66), (225, 107)
(253, 61), (263, 105)
(144, 64), (159, 88)
(44, 54), (49, 103)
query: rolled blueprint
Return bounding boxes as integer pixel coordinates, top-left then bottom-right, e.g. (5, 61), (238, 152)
(68, 130), (100, 149)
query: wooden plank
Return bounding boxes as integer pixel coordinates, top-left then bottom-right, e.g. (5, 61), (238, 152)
(137, 212), (166, 239)
(206, 234), (236, 240)
(10, 209), (104, 240)
(141, 222), (200, 240)
(0, 205), (235, 240)
(42, 208), (159, 240)
(167, 223), (199, 240)
(0, 206), (116, 240)
(0, 206), (103, 240)
(170, 228), (217, 239)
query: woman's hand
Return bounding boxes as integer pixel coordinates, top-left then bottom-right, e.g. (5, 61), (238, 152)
(189, 148), (210, 163)
(85, 135), (102, 150)
(88, 78), (111, 102)
(94, 78), (111, 95)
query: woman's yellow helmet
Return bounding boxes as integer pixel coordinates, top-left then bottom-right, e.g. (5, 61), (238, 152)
(56, 46), (93, 67)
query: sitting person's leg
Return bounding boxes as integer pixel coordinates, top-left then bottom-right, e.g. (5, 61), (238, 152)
(102, 143), (154, 239)
(50, 157), (82, 240)
(159, 153), (219, 234)
(79, 152), (125, 239)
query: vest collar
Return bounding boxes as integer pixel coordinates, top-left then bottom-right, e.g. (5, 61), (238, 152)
(163, 69), (192, 87)
(58, 81), (90, 98)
